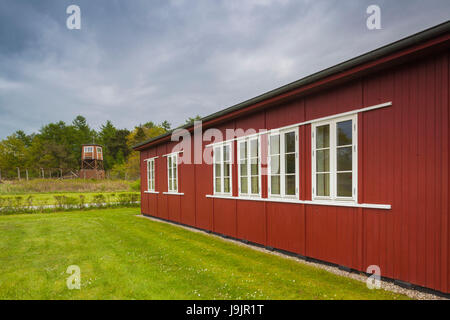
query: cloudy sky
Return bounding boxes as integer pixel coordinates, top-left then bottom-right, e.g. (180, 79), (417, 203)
(0, 0), (449, 138)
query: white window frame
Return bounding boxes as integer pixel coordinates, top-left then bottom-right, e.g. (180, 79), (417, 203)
(213, 142), (233, 196)
(312, 114), (357, 202)
(146, 158), (156, 192)
(268, 127), (299, 199)
(167, 153), (178, 193)
(84, 146), (93, 153)
(96, 147), (102, 154)
(237, 136), (261, 198)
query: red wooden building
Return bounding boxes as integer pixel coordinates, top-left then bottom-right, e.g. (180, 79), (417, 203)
(134, 22), (450, 295)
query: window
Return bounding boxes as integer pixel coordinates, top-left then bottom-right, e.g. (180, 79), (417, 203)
(238, 137), (260, 196)
(97, 147), (102, 154)
(268, 128), (299, 198)
(84, 146), (93, 153)
(213, 143), (232, 195)
(312, 115), (357, 201)
(147, 158), (155, 192)
(167, 153), (178, 193)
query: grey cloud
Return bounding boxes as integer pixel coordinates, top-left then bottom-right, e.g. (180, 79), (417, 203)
(0, 0), (449, 138)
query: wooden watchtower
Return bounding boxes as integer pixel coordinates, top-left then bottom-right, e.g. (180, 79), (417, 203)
(79, 144), (105, 179)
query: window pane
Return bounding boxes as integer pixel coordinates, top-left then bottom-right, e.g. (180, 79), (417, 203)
(224, 178), (230, 193)
(271, 176), (280, 195)
(173, 178), (177, 191)
(285, 153), (296, 174)
(337, 172), (352, 197)
(240, 162), (247, 176)
(270, 155), (280, 174)
(168, 157), (172, 169)
(173, 167), (177, 179)
(224, 163), (230, 177)
(250, 139), (258, 157)
(239, 142), (247, 160)
(214, 147), (221, 163)
(250, 158), (258, 175)
(316, 149), (329, 172)
(215, 164), (221, 177)
(223, 145), (230, 161)
(337, 147), (352, 171)
(285, 132), (296, 153)
(169, 178), (172, 191)
(240, 177), (248, 194)
(168, 167), (172, 179)
(270, 135), (280, 155)
(215, 178), (221, 193)
(316, 173), (330, 197)
(337, 120), (352, 146)
(251, 177), (259, 194)
(285, 175), (296, 195)
(316, 125), (330, 149)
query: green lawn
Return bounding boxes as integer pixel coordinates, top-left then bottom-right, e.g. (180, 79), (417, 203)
(0, 208), (409, 300)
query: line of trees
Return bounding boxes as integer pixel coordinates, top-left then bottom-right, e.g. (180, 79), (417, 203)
(0, 115), (192, 180)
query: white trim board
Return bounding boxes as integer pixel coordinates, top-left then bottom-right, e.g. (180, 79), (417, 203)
(206, 101), (392, 148)
(162, 151), (184, 157)
(163, 192), (185, 196)
(205, 195), (391, 210)
(144, 156), (159, 161)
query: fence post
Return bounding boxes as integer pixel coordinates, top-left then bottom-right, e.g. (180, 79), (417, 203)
(26, 169), (29, 181)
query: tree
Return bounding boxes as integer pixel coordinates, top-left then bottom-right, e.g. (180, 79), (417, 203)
(98, 121), (130, 170)
(71, 115), (97, 165)
(0, 133), (28, 178)
(185, 115), (202, 125)
(161, 120), (171, 131)
(0, 115), (172, 180)
(117, 123), (169, 180)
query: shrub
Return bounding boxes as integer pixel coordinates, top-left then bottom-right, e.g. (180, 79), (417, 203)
(14, 196), (24, 208)
(79, 195), (86, 209)
(93, 194), (106, 207)
(26, 196), (34, 207)
(64, 196), (78, 207)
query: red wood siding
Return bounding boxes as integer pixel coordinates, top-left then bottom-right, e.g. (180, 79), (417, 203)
(139, 50), (450, 294)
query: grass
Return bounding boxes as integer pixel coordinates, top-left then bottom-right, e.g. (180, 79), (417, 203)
(0, 208), (410, 300)
(0, 179), (137, 194)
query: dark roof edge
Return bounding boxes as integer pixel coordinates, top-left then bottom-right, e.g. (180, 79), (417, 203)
(134, 21), (450, 150)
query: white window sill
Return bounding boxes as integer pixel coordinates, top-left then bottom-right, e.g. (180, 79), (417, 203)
(163, 192), (185, 196)
(205, 195), (391, 210)
(212, 193), (233, 198)
(144, 191), (159, 194)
